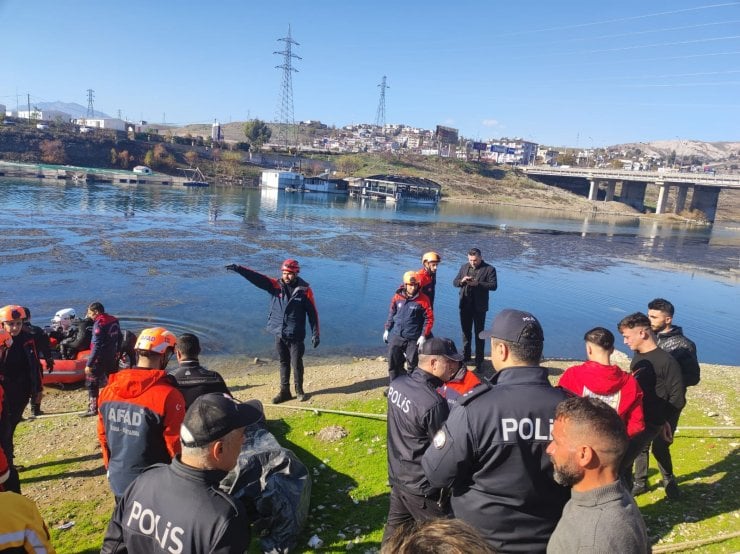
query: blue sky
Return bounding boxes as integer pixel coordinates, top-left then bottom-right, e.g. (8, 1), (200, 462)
(1, 0), (738, 146)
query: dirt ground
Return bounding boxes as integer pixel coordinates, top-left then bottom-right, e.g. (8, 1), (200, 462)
(14, 355), (736, 528)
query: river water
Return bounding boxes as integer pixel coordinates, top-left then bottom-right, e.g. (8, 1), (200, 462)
(1, 178), (737, 364)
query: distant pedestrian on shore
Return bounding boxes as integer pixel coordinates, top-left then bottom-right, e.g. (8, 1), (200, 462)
(452, 248), (497, 372)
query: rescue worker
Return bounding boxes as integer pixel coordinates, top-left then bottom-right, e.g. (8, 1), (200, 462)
(96, 326), (186, 499)
(383, 271), (434, 383)
(101, 393), (259, 553)
(0, 330), (13, 489)
(0, 306), (42, 493)
(453, 247), (498, 372)
(60, 311), (93, 360)
(0, 491), (56, 553)
(168, 333), (231, 408)
(22, 306), (54, 417)
(226, 259), (320, 404)
(82, 302), (120, 417)
(48, 308), (78, 350)
(422, 309), (570, 553)
(383, 337), (462, 545)
(414, 251), (441, 307)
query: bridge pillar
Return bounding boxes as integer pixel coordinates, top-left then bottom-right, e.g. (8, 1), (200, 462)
(674, 185), (689, 213)
(588, 180), (598, 201)
(620, 181), (646, 212)
(655, 181), (669, 215)
(604, 180), (616, 202)
(689, 185), (720, 222)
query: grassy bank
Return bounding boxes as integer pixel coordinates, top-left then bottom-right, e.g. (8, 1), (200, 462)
(13, 358), (740, 553)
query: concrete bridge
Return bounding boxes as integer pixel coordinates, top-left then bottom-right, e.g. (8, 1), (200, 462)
(521, 166), (740, 222)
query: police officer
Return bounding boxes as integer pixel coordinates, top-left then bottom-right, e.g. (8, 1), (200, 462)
(422, 309), (569, 553)
(101, 393), (260, 553)
(383, 337), (462, 546)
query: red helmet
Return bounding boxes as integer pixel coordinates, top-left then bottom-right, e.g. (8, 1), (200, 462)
(281, 259), (300, 274)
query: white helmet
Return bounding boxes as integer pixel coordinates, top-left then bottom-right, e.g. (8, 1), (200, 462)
(52, 308), (77, 331)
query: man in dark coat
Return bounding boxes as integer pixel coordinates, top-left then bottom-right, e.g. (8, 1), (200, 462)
(452, 247), (497, 371)
(168, 333), (231, 408)
(227, 259), (319, 403)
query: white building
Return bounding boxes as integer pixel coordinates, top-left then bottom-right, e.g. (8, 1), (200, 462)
(17, 109), (71, 123)
(487, 138), (539, 165)
(73, 118), (127, 132)
(260, 170), (304, 190)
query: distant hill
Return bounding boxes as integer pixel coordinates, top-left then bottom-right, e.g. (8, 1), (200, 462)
(612, 140), (740, 163)
(35, 101), (110, 119)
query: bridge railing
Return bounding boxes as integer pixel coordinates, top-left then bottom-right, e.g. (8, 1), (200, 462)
(522, 165), (740, 187)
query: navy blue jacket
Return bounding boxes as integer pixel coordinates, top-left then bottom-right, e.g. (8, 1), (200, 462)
(422, 366), (570, 553)
(232, 266), (319, 342)
(387, 368), (449, 496)
(385, 287), (434, 340)
(89, 313), (121, 374)
(101, 457), (250, 554)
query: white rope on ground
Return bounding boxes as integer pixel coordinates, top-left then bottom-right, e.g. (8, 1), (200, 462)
(651, 530), (740, 553)
(265, 403), (387, 420)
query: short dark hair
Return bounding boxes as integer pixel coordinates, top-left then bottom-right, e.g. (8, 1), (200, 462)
(555, 396), (628, 467)
(617, 312), (650, 332)
(584, 327), (614, 350)
(648, 298), (674, 316)
(494, 322), (544, 364)
(468, 248), (482, 257)
(88, 302), (105, 314)
(176, 333), (201, 358)
(382, 518), (495, 554)
(22, 306), (31, 319)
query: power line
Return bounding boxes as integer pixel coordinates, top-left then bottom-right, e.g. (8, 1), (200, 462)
(375, 76), (388, 128)
(273, 25), (301, 150)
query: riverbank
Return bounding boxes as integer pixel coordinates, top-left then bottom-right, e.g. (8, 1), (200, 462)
(14, 354), (739, 552)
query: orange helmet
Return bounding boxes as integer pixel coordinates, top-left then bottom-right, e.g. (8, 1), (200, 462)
(134, 327), (176, 354)
(422, 251), (441, 264)
(0, 305), (26, 323)
(0, 328), (12, 350)
(281, 259), (300, 274)
(403, 271), (419, 285)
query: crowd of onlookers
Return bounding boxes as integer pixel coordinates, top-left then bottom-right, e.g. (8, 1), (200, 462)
(0, 248), (700, 552)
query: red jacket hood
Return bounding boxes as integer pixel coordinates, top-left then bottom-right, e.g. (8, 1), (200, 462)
(559, 360), (630, 395)
(105, 368), (169, 399)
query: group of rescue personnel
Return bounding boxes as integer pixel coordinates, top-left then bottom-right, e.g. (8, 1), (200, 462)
(0, 250), (702, 553)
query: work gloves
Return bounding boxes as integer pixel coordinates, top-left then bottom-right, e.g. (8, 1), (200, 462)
(225, 264), (238, 272)
(311, 335), (320, 348)
(416, 335), (426, 347)
(383, 330), (389, 343)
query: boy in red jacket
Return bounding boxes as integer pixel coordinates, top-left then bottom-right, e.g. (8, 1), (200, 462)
(559, 327), (645, 438)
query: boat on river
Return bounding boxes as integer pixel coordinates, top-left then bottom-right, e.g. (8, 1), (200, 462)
(179, 167), (209, 187)
(42, 350), (90, 387)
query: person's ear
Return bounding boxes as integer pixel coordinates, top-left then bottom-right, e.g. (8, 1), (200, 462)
(577, 445), (594, 468)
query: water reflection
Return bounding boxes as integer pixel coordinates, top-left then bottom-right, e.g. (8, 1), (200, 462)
(0, 178), (737, 364)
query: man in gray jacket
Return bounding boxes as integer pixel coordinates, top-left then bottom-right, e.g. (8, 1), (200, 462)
(546, 396), (648, 554)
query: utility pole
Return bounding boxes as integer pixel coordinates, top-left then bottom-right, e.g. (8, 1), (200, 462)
(375, 76), (388, 129)
(274, 25), (301, 151)
(86, 89), (95, 119)
(27, 93), (31, 123)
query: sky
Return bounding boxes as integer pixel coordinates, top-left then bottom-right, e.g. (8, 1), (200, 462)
(1, 0), (739, 146)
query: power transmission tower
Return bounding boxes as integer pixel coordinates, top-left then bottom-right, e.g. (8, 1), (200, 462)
(86, 89), (95, 119)
(274, 25), (301, 150)
(375, 76), (389, 128)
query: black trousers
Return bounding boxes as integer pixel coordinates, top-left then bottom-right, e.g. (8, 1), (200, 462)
(635, 409), (682, 485)
(382, 485), (451, 546)
(275, 336), (305, 392)
(387, 335), (419, 382)
(0, 385), (30, 493)
(621, 422), (662, 489)
(460, 307), (487, 367)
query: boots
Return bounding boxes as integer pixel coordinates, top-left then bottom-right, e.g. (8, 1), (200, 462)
(295, 386), (307, 402)
(30, 403), (43, 418)
(80, 395), (98, 417)
(272, 388), (293, 404)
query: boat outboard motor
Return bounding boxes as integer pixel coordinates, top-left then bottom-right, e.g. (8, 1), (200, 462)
(221, 416), (311, 554)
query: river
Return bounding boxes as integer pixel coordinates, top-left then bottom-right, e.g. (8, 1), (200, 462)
(1, 178), (737, 364)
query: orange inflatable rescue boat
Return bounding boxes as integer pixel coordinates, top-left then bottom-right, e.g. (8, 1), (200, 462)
(42, 350), (91, 386)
